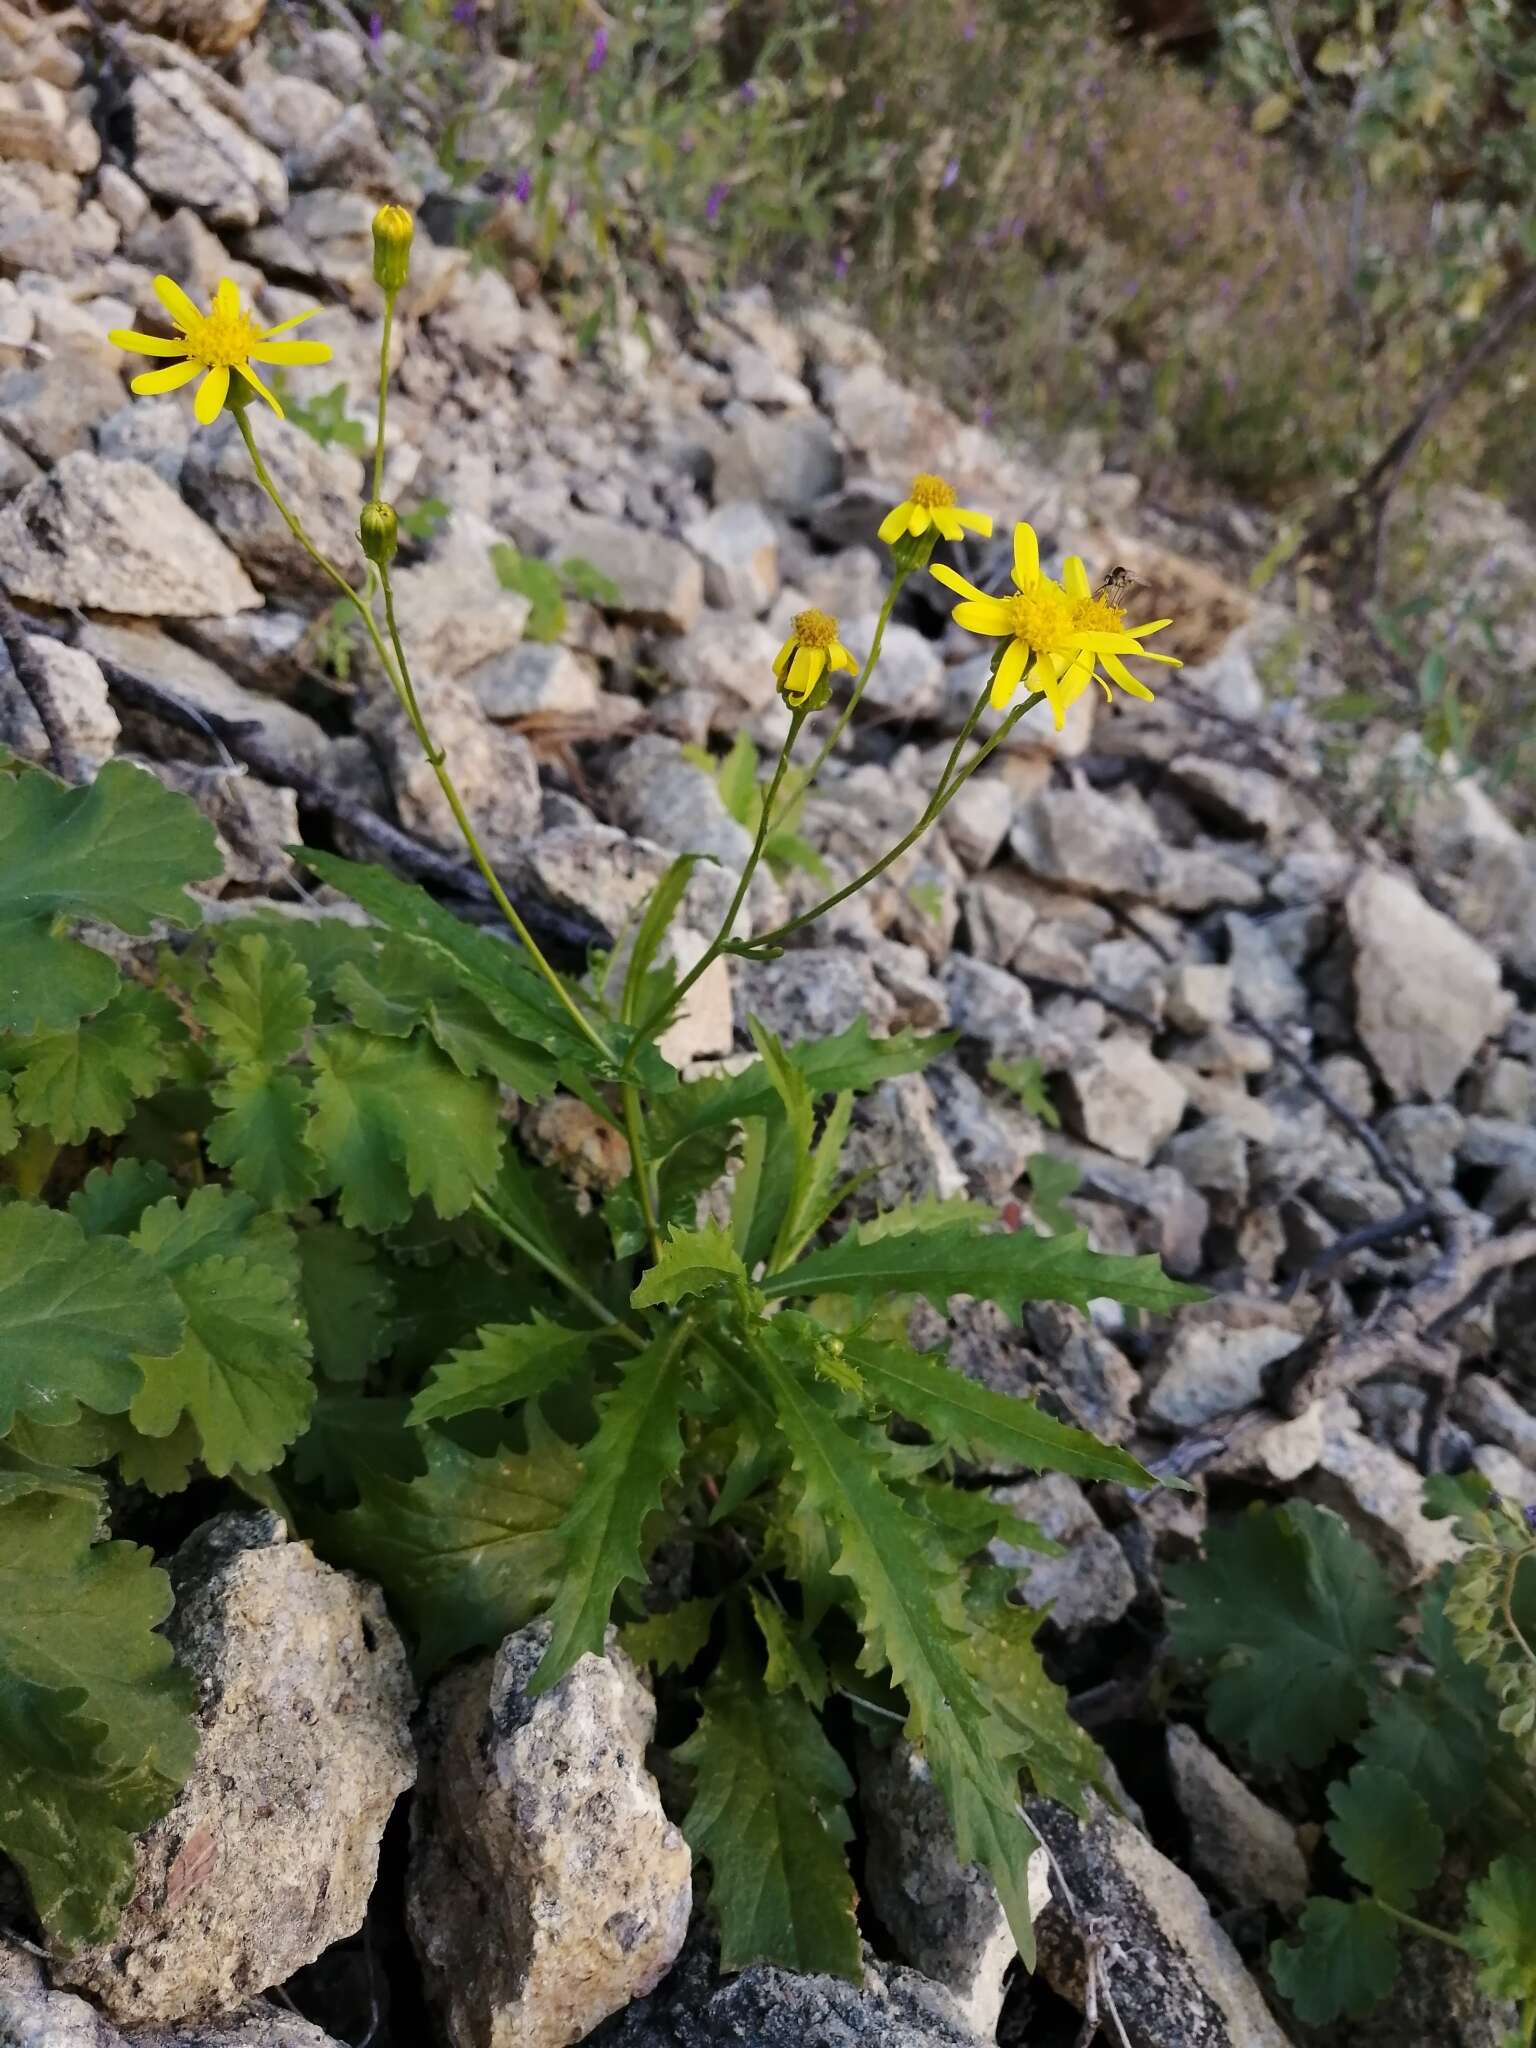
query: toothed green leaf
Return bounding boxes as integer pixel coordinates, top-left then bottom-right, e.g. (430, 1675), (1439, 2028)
(768, 1221), (1204, 1318)
(1466, 1855), (1536, 2007)
(650, 1016), (954, 1153)
(318, 1424), (581, 1676)
(1167, 1502), (1400, 1768)
(844, 1336), (1157, 1487)
(296, 1223), (394, 1384)
(1271, 1898), (1400, 2023)
(532, 1332), (692, 1693)
(309, 1026), (503, 1232)
(750, 1322), (1042, 1965)
(1326, 1763), (1443, 1907)
(620, 1597), (717, 1676)
(631, 1221), (750, 1312)
(409, 1315), (599, 1424)
(0, 1492), (197, 1945)
(195, 933), (313, 1068)
(680, 1663), (861, 1980)
(8, 992), (172, 1142)
(126, 1189), (312, 1481)
(0, 761), (218, 1034)
(334, 936), (559, 1099)
(0, 1204), (184, 1434)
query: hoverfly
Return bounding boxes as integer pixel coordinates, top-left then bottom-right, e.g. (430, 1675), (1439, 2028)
(1094, 564), (1145, 609)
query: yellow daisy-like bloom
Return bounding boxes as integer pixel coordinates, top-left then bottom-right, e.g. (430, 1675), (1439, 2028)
(109, 274), (331, 428)
(878, 472), (993, 546)
(931, 522), (1180, 728)
(772, 608), (859, 708)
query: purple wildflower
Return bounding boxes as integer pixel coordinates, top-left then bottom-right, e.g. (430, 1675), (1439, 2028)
(1524, 1503), (1536, 1533)
(367, 9), (382, 41)
(452, 0), (475, 23)
(834, 248), (850, 281)
(1172, 182), (1191, 207)
(961, 16), (976, 39)
(587, 25), (607, 71)
(740, 80), (758, 106)
(705, 183), (727, 225)
(941, 157), (959, 190)
(513, 168), (532, 204)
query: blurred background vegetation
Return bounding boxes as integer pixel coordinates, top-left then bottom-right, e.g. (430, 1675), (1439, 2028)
(284, 0), (1536, 806)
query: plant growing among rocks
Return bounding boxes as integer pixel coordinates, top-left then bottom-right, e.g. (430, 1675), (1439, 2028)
(1172, 1485), (1536, 2043)
(0, 203), (1201, 1981)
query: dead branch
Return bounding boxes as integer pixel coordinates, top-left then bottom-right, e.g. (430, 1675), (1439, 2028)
(72, 641), (608, 959)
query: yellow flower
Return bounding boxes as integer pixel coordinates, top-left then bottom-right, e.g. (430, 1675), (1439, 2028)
(878, 472), (993, 546)
(772, 608), (859, 708)
(931, 522), (1180, 728)
(109, 275), (331, 428)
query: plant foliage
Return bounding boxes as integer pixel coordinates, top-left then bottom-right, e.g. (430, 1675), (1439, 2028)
(1174, 1495), (1536, 2032)
(0, 737), (1211, 1961)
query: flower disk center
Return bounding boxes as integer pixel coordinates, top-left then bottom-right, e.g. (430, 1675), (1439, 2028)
(1072, 596), (1126, 635)
(183, 309), (260, 370)
(791, 608), (840, 651)
(909, 473), (957, 510)
(1008, 584), (1077, 656)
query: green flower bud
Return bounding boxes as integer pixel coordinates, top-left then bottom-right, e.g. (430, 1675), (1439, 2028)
(372, 204), (414, 294)
(360, 499), (399, 566)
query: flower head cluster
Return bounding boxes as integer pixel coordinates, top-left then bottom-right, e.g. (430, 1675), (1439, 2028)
(879, 473), (992, 547)
(932, 522), (1179, 727)
(109, 275), (330, 427)
(773, 609), (859, 709)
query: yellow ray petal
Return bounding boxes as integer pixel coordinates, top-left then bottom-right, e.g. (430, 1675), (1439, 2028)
(878, 502), (912, 544)
(1073, 631), (1150, 652)
(1062, 555), (1091, 598)
(213, 277), (240, 320)
(909, 506), (931, 536)
(954, 508), (993, 536)
(109, 329), (190, 358)
(951, 599), (1014, 635)
(990, 634), (1028, 710)
(194, 365), (231, 425)
(786, 644), (826, 702)
(235, 360), (284, 416)
(1101, 652), (1157, 701)
(773, 636), (796, 677)
(258, 306), (324, 339)
(1125, 617), (1172, 636)
(930, 562), (992, 603)
(1013, 521), (1040, 588)
(249, 338), (333, 366)
(932, 509), (963, 543)
(829, 642), (859, 673)
(154, 274), (203, 332)
(131, 359), (201, 395)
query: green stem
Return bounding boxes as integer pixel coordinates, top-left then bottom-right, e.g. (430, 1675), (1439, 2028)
(373, 290), (395, 505)
(1376, 1902), (1472, 1954)
(622, 1082), (663, 1259)
(801, 571), (907, 791)
(234, 410), (615, 1069)
(625, 706), (808, 1062)
(736, 686), (1042, 956)
(471, 1193), (647, 1348)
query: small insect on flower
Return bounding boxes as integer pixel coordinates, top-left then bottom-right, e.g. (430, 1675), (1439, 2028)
(773, 608), (859, 709)
(932, 521), (1179, 728)
(879, 473), (992, 547)
(109, 275), (330, 427)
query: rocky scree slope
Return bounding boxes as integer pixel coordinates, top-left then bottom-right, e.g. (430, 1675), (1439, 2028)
(2, 4), (1536, 2047)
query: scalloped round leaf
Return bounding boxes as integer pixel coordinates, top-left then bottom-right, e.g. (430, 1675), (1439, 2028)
(0, 762), (219, 1034)
(0, 1205), (184, 1433)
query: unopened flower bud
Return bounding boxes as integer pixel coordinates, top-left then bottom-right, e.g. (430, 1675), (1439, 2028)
(360, 499), (399, 566)
(372, 204), (414, 294)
